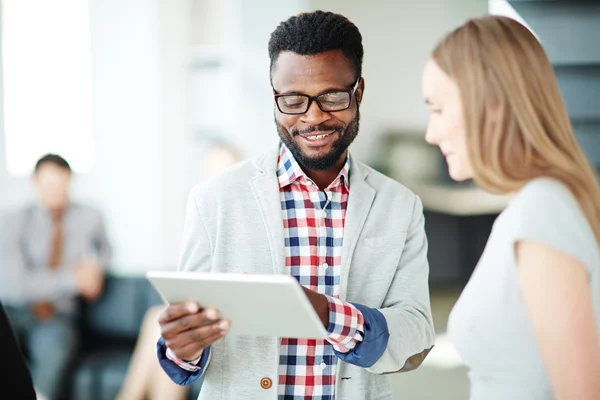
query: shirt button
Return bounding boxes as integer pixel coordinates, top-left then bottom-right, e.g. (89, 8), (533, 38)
(260, 377), (272, 389)
(319, 362), (327, 371)
(321, 263), (329, 269)
(320, 210), (327, 218)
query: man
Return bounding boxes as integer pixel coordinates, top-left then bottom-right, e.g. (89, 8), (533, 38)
(0, 154), (111, 400)
(157, 10), (435, 400)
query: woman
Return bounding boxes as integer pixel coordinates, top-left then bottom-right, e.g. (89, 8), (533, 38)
(422, 15), (600, 399)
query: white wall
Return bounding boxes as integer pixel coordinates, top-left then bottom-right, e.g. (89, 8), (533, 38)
(158, 0), (192, 270)
(81, 0), (166, 271)
(83, 0), (195, 272)
(0, 1), (33, 210)
(236, 0), (308, 157)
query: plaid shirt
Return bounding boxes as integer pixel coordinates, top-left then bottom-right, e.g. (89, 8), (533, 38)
(277, 143), (364, 399)
(166, 143), (365, 399)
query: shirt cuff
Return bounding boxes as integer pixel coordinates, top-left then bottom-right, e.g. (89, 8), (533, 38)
(325, 295), (364, 353)
(156, 337), (209, 386)
(165, 347), (207, 372)
(331, 303), (390, 368)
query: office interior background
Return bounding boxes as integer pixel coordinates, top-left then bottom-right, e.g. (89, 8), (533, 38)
(0, 0), (598, 399)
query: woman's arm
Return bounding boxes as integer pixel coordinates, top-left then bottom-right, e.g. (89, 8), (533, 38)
(516, 240), (600, 400)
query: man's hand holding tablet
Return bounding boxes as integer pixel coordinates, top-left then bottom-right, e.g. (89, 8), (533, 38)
(159, 302), (230, 362)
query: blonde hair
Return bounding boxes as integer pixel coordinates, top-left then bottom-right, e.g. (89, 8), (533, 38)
(431, 15), (600, 244)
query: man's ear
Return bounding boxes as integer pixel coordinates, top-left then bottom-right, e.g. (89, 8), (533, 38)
(356, 77), (365, 105)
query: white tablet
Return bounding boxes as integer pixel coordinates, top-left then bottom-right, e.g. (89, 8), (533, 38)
(146, 271), (328, 339)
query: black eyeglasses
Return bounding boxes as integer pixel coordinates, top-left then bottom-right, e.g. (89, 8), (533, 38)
(273, 78), (360, 115)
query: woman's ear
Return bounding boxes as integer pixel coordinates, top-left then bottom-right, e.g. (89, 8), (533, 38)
(486, 94), (503, 123)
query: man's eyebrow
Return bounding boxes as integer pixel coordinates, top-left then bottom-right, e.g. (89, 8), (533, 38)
(276, 85), (354, 96)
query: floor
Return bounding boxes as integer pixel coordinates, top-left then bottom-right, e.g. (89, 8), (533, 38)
(389, 288), (470, 400)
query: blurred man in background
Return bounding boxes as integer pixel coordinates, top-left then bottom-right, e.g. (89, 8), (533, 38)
(0, 154), (112, 400)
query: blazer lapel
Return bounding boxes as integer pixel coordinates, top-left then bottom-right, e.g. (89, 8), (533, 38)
(249, 143), (287, 275)
(340, 159), (376, 300)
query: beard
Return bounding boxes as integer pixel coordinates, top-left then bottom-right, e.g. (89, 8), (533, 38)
(275, 108), (360, 171)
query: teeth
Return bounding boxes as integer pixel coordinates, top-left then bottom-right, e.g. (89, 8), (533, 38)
(306, 132), (332, 141)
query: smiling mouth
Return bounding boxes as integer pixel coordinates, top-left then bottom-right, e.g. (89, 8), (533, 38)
(301, 131), (335, 141)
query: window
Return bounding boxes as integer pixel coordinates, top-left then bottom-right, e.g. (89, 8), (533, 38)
(2, 0), (94, 175)
(488, 0), (538, 38)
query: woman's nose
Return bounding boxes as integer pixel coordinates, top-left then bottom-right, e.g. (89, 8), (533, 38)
(425, 126), (438, 145)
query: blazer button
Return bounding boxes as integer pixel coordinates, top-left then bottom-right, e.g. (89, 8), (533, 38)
(260, 377), (273, 390)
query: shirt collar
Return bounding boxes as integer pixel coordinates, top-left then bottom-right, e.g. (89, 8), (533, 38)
(276, 142), (350, 190)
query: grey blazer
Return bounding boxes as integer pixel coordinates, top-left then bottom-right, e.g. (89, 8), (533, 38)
(179, 142), (435, 400)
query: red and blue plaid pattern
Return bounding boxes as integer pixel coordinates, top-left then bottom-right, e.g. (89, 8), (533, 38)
(277, 143), (364, 399)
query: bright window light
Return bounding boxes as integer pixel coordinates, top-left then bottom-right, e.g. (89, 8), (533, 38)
(489, 0), (538, 39)
(2, 0), (94, 175)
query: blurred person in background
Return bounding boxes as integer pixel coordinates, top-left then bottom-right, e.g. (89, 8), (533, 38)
(423, 15), (600, 400)
(0, 154), (112, 400)
(115, 141), (241, 400)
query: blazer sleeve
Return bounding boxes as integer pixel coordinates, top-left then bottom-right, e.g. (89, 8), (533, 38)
(367, 195), (435, 374)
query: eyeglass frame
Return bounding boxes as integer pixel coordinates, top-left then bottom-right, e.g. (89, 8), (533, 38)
(272, 77), (361, 115)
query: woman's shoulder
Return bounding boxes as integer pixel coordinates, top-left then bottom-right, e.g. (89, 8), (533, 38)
(505, 177), (580, 219)
(501, 177), (598, 270)
(515, 177), (571, 204)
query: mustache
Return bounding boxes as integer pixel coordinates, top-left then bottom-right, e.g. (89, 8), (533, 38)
(291, 124), (344, 136)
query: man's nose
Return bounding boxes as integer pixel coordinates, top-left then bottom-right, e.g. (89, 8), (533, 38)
(300, 100), (331, 126)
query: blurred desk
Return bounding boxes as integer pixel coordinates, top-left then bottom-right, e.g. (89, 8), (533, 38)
(406, 180), (510, 216)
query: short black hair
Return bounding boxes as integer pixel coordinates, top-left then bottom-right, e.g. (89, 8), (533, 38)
(34, 154), (72, 173)
(268, 10), (363, 82)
